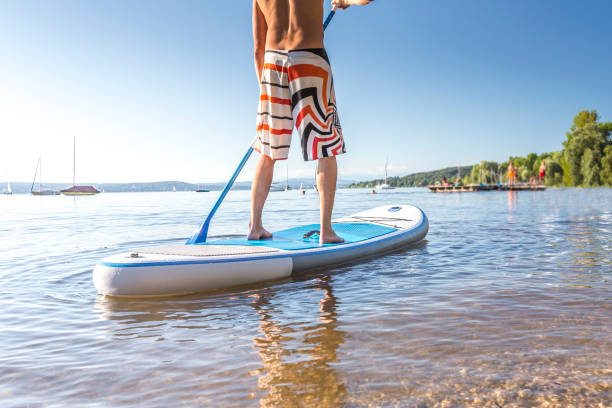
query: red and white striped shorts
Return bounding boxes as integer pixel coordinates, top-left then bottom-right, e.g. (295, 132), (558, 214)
(253, 48), (345, 161)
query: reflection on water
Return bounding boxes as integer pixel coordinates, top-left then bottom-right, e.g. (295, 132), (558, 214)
(1, 188), (611, 406)
(507, 189), (518, 212)
(250, 275), (346, 407)
(94, 274), (347, 407)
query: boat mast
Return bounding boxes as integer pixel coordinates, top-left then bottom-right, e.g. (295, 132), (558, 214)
(385, 157), (389, 185)
(73, 136), (76, 186)
(31, 157), (40, 193)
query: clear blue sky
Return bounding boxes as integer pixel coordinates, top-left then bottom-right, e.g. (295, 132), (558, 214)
(1, 0), (611, 184)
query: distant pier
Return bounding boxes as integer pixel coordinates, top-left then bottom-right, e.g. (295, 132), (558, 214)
(428, 184), (546, 193)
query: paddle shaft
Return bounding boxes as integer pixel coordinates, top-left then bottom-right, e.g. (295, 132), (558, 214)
(186, 138), (256, 244)
(187, 7), (337, 245)
(323, 8), (336, 30)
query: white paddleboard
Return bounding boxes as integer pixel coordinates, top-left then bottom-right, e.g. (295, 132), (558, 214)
(93, 204), (428, 297)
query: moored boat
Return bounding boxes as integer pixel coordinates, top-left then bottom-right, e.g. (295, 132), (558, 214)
(60, 185), (100, 195)
(376, 157), (395, 190)
(60, 137), (99, 196)
(31, 157), (60, 195)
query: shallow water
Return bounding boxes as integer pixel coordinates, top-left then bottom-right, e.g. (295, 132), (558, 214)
(0, 188), (610, 407)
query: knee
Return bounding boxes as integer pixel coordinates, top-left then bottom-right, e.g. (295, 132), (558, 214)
(318, 156), (336, 163)
(317, 156), (337, 172)
(260, 155), (276, 168)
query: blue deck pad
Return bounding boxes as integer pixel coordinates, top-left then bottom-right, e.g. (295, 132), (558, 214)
(203, 222), (397, 251)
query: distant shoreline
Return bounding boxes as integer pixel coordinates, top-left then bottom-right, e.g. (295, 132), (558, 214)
(349, 166), (473, 188)
(0, 178), (360, 194)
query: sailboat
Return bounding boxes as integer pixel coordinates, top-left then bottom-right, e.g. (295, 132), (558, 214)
(31, 157), (60, 195)
(269, 183), (284, 192)
(284, 164), (292, 191)
(60, 137), (100, 196)
(376, 157), (395, 190)
(195, 181), (210, 193)
(2, 181), (12, 195)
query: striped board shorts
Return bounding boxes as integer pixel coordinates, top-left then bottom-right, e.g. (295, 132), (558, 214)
(253, 48), (346, 161)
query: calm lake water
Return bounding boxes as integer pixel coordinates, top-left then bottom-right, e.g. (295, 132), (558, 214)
(0, 188), (610, 407)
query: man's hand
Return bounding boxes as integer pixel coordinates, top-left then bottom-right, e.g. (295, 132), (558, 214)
(331, 0), (374, 10)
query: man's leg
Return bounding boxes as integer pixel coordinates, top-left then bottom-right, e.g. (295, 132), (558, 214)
(249, 154), (275, 240)
(317, 156), (344, 244)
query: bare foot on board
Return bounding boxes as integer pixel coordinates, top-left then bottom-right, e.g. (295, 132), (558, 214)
(248, 226), (272, 240)
(319, 231), (344, 244)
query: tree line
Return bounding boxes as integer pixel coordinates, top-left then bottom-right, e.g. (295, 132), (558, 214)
(465, 110), (612, 187)
(349, 166), (473, 188)
(350, 110), (612, 188)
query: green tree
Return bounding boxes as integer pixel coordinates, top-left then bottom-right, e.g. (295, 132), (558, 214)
(500, 160), (509, 182)
(545, 158), (564, 186)
(571, 110), (599, 130)
(558, 154), (572, 186)
(600, 145), (612, 187)
(482, 161), (499, 183)
(519, 167), (531, 182)
(525, 153), (538, 177)
(470, 161), (499, 184)
(469, 163), (480, 184)
(564, 123), (608, 185)
(563, 110), (611, 186)
(580, 148), (602, 186)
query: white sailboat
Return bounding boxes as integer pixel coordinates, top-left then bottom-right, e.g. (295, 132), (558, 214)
(195, 183), (210, 192)
(31, 157), (60, 195)
(284, 164), (291, 191)
(269, 183), (284, 192)
(376, 157), (395, 190)
(3, 181), (12, 195)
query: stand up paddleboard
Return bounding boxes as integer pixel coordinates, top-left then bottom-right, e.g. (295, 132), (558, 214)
(93, 204), (428, 297)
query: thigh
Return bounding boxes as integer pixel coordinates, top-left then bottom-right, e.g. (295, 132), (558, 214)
(254, 51), (293, 160)
(288, 49), (345, 161)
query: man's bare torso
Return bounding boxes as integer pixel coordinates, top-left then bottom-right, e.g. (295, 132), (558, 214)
(255, 0), (324, 50)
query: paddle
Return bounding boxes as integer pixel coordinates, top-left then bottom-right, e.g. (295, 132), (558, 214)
(186, 7), (338, 245)
(323, 7), (336, 30)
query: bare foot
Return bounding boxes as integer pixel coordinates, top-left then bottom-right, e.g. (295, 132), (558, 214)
(248, 226), (272, 240)
(319, 231), (344, 244)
